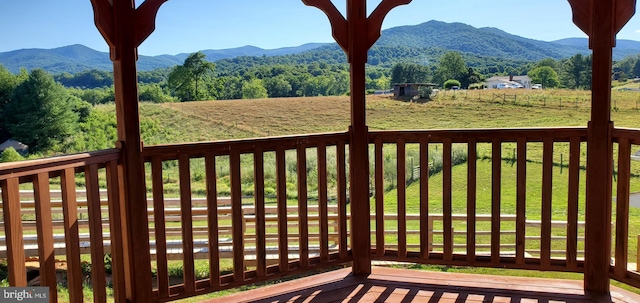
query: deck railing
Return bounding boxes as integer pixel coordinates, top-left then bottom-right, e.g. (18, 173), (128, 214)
(0, 149), (124, 303)
(612, 127), (640, 288)
(368, 128), (589, 272)
(142, 132), (352, 300)
(2, 127), (640, 301)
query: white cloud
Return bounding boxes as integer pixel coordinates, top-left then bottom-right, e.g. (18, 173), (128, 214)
(636, 29), (640, 33)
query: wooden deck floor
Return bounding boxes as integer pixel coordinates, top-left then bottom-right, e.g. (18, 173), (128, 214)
(205, 267), (640, 303)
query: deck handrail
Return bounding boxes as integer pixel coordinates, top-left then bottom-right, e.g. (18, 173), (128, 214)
(368, 127), (588, 143)
(0, 149), (120, 181)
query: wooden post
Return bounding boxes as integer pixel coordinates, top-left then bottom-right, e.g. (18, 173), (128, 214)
(303, 0), (411, 275)
(346, 0), (371, 275)
(568, 0), (635, 296)
(90, 0), (168, 300)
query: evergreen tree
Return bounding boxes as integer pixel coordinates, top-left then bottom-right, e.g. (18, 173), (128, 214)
(4, 69), (78, 153)
(0, 65), (25, 142)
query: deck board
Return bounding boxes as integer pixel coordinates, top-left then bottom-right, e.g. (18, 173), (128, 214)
(204, 267), (640, 303)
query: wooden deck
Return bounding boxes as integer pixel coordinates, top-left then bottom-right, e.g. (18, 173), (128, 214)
(205, 267), (640, 303)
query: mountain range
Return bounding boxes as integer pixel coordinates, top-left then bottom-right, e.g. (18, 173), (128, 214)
(1, 20), (639, 74)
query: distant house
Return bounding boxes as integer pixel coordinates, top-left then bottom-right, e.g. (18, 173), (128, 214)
(393, 83), (438, 98)
(485, 75), (532, 89)
(0, 139), (28, 154)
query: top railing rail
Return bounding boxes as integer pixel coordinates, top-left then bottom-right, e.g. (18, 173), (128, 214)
(368, 127), (588, 143)
(0, 149), (121, 181)
(143, 132), (349, 160)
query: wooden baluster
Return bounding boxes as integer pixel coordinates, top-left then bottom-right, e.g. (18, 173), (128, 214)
(1, 178), (26, 286)
(615, 138), (631, 278)
(151, 157), (169, 295)
(420, 139), (430, 260)
(106, 160), (126, 302)
(85, 164), (106, 303)
(567, 137), (581, 269)
(397, 139), (407, 258)
(541, 138), (553, 268)
(375, 138), (385, 257)
(443, 139), (453, 261)
(230, 152), (244, 282)
(467, 139), (477, 262)
(297, 145), (309, 268)
(33, 173), (57, 303)
(317, 144), (329, 262)
(206, 154), (221, 285)
(337, 141), (348, 260)
(252, 150), (266, 276)
(516, 138), (527, 265)
(491, 139), (502, 264)
(60, 168), (82, 302)
(179, 154), (195, 291)
(276, 147), (289, 271)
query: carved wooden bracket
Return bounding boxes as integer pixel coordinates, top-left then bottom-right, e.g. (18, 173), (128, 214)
(303, 0), (411, 54)
(90, 0), (168, 60)
(90, 0), (115, 52)
(135, 0), (168, 46)
(367, 0), (412, 49)
(568, 0), (635, 47)
(301, 0), (349, 52)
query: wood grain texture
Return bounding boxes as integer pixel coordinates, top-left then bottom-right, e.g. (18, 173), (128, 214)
(584, 0), (615, 293)
(614, 138), (631, 279)
(253, 151), (266, 276)
(152, 157), (169, 296)
(230, 152), (245, 283)
(336, 141), (348, 260)
(420, 139), (430, 260)
(491, 139), (501, 264)
(60, 169), (83, 302)
(276, 148), (289, 271)
(205, 154), (222, 286)
(296, 146), (309, 268)
(85, 165), (107, 302)
(397, 140), (407, 258)
(566, 137), (581, 269)
(375, 139), (385, 257)
(317, 144), (329, 263)
(541, 138), (553, 268)
(179, 154), (196, 292)
(106, 160), (126, 303)
(516, 138), (527, 266)
(466, 139), (477, 262)
(443, 139), (453, 261)
(33, 173), (57, 302)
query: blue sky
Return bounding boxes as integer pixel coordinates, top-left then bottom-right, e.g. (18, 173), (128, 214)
(0, 0), (639, 56)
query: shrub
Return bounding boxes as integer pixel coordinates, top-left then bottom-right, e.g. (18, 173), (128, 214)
(0, 147), (23, 163)
(418, 86), (433, 100)
(443, 79), (461, 89)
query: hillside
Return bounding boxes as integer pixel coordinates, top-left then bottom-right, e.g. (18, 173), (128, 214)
(0, 43), (330, 74)
(2, 20), (639, 74)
